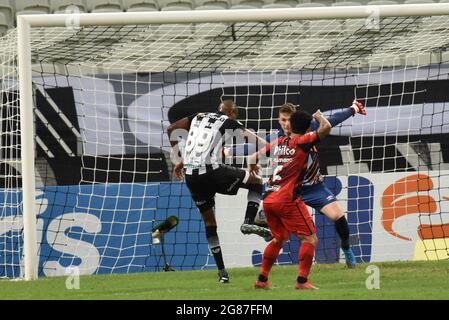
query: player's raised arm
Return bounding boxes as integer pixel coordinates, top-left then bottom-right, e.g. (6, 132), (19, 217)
(167, 115), (195, 149)
(313, 110), (332, 140)
(166, 114), (196, 179)
(310, 100), (366, 130)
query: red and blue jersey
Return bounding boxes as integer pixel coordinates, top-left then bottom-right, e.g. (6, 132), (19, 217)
(261, 131), (320, 203)
(269, 128), (323, 186)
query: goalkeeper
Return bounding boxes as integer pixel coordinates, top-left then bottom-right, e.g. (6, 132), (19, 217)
(225, 100), (366, 268)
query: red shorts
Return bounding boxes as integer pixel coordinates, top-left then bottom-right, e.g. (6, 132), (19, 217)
(263, 199), (316, 241)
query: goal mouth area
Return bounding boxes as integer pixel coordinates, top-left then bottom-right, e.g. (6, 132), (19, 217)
(6, 3), (449, 281)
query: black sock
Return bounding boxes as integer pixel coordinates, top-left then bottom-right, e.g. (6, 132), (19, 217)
(258, 274), (268, 282)
(297, 276), (307, 284)
(244, 183), (263, 224)
(335, 216), (350, 250)
(244, 201), (260, 224)
(206, 226), (225, 270)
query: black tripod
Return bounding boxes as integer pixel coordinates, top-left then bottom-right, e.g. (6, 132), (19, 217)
(152, 216), (179, 272)
(158, 232), (175, 272)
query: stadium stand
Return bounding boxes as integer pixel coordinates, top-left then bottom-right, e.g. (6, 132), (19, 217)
(124, 0), (159, 11)
(15, 0), (51, 15)
(90, 0), (124, 13)
(0, 0), (13, 27)
(52, 0), (88, 13)
(196, 0), (230, 8)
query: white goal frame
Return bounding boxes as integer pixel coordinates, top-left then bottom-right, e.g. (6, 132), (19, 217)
(17, 3), (449, 280)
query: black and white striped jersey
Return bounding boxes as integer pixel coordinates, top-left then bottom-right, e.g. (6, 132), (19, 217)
(183, 112), (245, 175)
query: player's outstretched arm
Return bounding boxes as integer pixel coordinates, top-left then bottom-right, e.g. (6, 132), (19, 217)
(313, 110), (332, 140)
(310, 100), (366, 130)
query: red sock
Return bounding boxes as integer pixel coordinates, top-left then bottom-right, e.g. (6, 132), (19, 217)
(260, 240), (283, 279)
(298, 242), (315, 280)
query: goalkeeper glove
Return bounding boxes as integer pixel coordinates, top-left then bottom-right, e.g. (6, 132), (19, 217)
(351, 100), (367, 116)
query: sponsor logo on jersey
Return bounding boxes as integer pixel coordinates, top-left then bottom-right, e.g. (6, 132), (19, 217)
(273, 145), (296, 157)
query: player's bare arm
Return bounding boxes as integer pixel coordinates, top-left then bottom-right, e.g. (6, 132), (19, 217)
(313, 110), (332, 140)
(167, 116), (193, 180)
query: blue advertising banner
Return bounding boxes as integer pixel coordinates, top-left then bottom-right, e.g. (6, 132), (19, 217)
(0, 183), (209, 278)
(0, 176), (376, 277)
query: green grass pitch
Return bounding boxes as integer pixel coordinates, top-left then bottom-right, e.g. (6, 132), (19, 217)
(1, 260), (448, 299)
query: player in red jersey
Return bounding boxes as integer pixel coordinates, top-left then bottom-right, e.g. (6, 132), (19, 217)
(248, 110), (331, 290)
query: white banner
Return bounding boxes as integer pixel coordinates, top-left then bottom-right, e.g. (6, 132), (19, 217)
(215, 171), (449, 267)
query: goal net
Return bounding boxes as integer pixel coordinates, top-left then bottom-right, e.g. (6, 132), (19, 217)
(1, 6), (449, 279)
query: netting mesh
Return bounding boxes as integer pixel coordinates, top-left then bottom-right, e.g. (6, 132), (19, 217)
(1, 13), (449, 278)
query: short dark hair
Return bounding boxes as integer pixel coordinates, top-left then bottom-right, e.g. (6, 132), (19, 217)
(290, 111), (312, 134)
(278, 103), (297, 115)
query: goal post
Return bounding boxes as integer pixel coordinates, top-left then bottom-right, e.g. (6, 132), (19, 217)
(11, 4), (449, 280)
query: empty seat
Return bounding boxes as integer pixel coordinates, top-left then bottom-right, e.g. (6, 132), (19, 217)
(309, 19), (343, 35)
(273, 0), (300, 6)
(160, 5), (193, 10)
(230, 4), (260, 9)
(16, 9), (50, 16)
(296, 2), (327, 7)
(195, 4), (228, 9)
(15, 0), (51, 13)
(0, 0), (13, 26)
(366, 0), (398, 4)
(155, 23), (194, 38)
(262, 3), (293, 8)
(196, 0), (230, 8)
(51, 0), (88, 13)
(126, 5), (158, 11)
(232, 0), (266, 7)
(91, 0), (124, 12)
(0, 11), (8, 36)
(159, 0), (194, 10)
(404, 0), (434, 3)
(123, 0), (158, 11)
(332, 1), (362, 6)
(235, 23), (269, 39)
(195, 22), (231, 38)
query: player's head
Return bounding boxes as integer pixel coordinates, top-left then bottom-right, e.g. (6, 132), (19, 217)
(290, 110), (313, 135)
(219, 100), (239, 120)
(278, 103), (297, 136)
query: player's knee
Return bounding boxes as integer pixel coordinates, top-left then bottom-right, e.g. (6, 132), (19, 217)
(273, 237), (287, 247)
(297, 233), (318, 247)
(321, 202), (344, 221)
(306, 234), (318, 247)
(197, 199), (215, 215)
(199, 207), (216, 227)
(311, 234), (318, 247)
